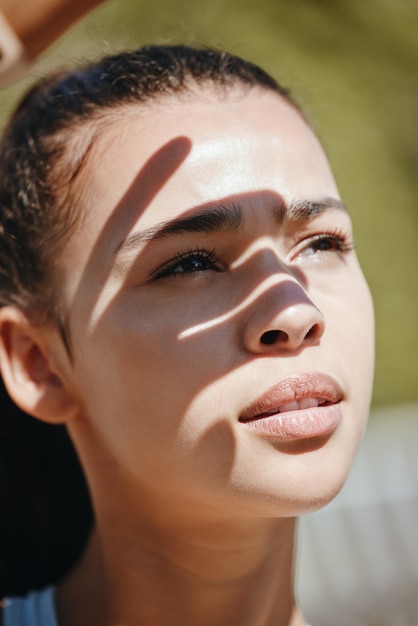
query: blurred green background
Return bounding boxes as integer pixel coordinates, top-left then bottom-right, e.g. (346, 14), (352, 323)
(1, 0), (417, 407)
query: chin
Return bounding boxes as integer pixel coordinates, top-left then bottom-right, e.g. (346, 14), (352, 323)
(284, 459), (355, 517)
(266, 452), (357, 518)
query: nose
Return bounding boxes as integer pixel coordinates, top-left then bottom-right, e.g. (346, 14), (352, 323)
(242, 279), (325, 354)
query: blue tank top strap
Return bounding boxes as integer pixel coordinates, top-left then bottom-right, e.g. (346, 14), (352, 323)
(2, 588), (312, 626)
(3, 587), (57, 626)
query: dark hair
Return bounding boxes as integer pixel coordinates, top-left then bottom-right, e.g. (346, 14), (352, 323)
(0, 44), (294, 597)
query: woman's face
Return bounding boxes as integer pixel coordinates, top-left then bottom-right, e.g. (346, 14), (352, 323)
(59, 87), (374, 519)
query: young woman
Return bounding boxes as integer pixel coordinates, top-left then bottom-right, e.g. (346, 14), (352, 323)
(0, 45), (374, 626)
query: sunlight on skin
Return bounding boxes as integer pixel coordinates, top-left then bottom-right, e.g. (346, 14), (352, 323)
(178, 267), (314, 339)
(61, 133), (192, 335)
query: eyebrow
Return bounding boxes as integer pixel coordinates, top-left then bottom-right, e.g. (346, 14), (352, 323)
(114, 196), (347, 255)
(287, 197), (347, 221)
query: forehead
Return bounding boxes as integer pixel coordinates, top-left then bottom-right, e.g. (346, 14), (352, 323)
(72, 88), (337, 231)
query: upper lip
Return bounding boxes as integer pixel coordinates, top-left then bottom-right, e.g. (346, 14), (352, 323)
(239, 373), (344, 422)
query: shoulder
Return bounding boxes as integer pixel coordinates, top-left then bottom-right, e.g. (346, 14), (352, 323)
(2, 587), (57, 626)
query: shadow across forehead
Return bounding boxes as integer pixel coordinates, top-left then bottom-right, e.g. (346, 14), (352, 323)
(114, 195), (348, 257)
(59, 134), (192, 354)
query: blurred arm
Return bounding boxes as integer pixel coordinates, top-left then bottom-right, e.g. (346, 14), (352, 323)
(0, 0), (104, 59)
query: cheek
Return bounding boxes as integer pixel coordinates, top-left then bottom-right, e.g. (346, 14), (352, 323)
(341, 270), (374, 352)
(323, 268), (375, 405)
(107, 285), (239, 372)
(313, 260), (374, 346)
(72, 298), (243, 494)
(349, 277), (375, 400)
(77, 293), (234, 439)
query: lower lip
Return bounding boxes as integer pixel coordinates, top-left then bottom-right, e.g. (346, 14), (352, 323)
(240, 403), (342, 441)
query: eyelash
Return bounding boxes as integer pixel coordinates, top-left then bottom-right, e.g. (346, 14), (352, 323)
(152, 247), (222, 279)
(151, 229), (353, 280)
(298, 229), (355, 257)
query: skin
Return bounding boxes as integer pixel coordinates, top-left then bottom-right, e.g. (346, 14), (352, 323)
(0, 87), (374, 625)
(0, 0), (104, 59)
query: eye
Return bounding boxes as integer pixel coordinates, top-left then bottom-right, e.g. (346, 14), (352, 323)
(152, 247), (222, 280)
(298, 231), (355, 257)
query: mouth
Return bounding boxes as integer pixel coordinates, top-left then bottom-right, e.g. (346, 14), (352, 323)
(254, 396), (331, 418)
(239, 373), (343, 441)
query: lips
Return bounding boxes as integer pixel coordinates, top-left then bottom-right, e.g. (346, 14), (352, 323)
(239, 373), (343, 441)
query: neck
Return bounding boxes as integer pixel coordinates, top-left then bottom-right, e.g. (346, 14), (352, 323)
(57, 511), (304, 626)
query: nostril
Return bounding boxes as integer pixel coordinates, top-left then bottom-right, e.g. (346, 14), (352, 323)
(260, 329), (288, 345)
(304, 324), (320, 340)
(260, 324), (321, 346)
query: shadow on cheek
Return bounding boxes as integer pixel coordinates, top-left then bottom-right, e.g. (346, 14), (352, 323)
(194, 418), (237, 484)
